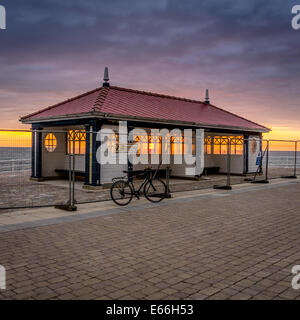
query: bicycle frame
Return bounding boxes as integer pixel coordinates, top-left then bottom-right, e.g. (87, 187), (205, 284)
(111, 162), (167, 206)
(128, 162), (163, 198)
(128, 171), (152, 199)
(111, 162), (163, 201)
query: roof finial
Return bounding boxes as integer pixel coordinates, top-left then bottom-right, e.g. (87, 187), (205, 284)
(103, 67), (110, 87)
(205, 89), (210, 104)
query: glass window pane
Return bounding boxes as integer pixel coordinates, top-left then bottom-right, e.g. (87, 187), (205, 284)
(236, 144), (243, 155)
(67, 129), (86, 155)
(230, 144), (236, 155)
(74, 141), (79, 154)
(221, 144), (228, 154)
(45, 133), (57, 152)
(206, 144), (211, 154)
(80, 140), (86, 155)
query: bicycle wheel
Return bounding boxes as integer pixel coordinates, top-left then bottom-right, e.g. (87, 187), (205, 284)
(110, 180), (133, 206)
(144, 179), (167, 203)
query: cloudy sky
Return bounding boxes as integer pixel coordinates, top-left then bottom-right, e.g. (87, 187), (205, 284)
(0, 0), (299, 138)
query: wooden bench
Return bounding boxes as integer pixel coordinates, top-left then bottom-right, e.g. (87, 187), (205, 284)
(203, 167), (220, 175)
(55, 169), (85, 180)
(124, 169), (171, 179)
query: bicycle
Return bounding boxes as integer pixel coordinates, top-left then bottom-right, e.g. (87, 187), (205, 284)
(110, 166), (167, 206)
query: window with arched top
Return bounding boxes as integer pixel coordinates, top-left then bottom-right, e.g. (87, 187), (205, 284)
(44, 133), (57, 152)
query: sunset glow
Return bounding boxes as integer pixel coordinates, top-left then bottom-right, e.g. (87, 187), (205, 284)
(0, 129), (299, 150)
(0, 131), (31, 148)
(0, 1), (299, 146)
(263, 127), (300, 142)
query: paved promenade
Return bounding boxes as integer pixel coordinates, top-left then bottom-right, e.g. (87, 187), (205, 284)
(0, 179), (300, 300)
(0, 172), (247, 209)
(1, 167), (296, 209)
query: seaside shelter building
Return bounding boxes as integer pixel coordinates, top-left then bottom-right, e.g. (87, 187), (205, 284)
(20, 69), (270, 187)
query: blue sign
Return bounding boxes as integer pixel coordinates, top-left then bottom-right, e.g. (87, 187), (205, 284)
(256, 152), (262, 166)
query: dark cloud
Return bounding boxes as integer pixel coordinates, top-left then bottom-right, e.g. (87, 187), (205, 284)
(0, 0), (299, 132)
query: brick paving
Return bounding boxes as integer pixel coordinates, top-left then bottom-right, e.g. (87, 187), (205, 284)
(0, 181), (300, 300)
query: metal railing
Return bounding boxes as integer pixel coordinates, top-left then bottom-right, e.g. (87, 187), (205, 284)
(0, 128), (299, 210)
(214, 138), (300, 190)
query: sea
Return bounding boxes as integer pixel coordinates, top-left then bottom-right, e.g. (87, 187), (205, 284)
(0, 147), (31, 173)
(262, 151), (300, 168)
(0, 147), (299, 173)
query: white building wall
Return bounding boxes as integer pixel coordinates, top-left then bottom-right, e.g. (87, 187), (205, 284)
(40, 125), (258, 180)
(41, 131), (66, 177)
(204, 154), (244, 174)
(63, 155), (85, 172)
(100, 124), (127, 184)
(41, 127), (85, 178)
(204, 133), (245, 175)
(170, 129), (204, 177)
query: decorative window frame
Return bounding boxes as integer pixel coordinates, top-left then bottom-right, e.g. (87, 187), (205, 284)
(67, 130), (86, 155)
(44, 133), (57, 152)
(205, 135), (244, 155)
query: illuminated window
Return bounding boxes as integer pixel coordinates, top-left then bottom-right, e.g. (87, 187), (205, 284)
(171, 135), (183, 155)
(67, 130), (86, 155)
(205, 137), (212, 154)
(213, 136), (223, 155)
(149, 135), (161, 155)
(135, 135), (148, 155)
(107, 133), (119, 154)
(44, 133), (57, 152)
(183, 134), (195, 155)
(134, 135), (162, 155)
(207, 135), (244, 155)
(231, 136), (244, 155)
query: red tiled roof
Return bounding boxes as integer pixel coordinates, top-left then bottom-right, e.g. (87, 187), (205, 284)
(21, 86), (269, 132)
